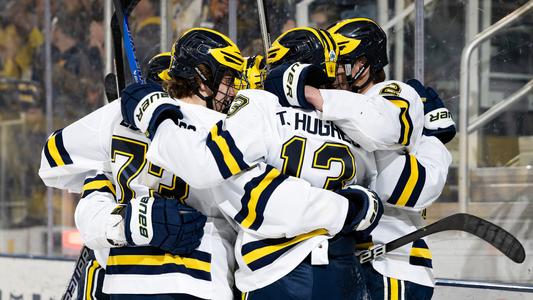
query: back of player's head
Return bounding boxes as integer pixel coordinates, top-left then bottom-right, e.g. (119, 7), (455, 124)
(327, 18), (388, 72)
(160, 28), (244, 111)
(147, 52), (171, 84)
(267, 26), (339, 81)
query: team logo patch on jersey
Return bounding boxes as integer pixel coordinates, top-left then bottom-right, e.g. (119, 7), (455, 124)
(227, 94), (249, 117)
(379, 82), (401, 97)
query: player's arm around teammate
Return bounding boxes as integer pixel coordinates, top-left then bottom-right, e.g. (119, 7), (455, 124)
(120, 27), (385, 299)
(265, 18), (455, 300)
(120, 28), (381, 240)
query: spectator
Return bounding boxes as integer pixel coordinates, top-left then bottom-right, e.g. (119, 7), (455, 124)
(171, 0), (206, 38)
(0, 1), (44, 79)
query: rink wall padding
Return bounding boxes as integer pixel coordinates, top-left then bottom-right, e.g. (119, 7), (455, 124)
(0, 255), (74, 299)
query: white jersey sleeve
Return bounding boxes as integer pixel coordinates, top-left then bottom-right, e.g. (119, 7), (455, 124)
(318, 80), (424, 152)
(148, 92), (350, 238)
(74, 171), (124, 250)
(39, 101), (121, 192)
(375, 135), (452, 211)
(147, 89), (275, 188)
(218, 163), (349, 238)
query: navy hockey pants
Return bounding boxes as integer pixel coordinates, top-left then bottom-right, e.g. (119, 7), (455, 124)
(243, 238), (368, 300)
(362, 262), (433, 300)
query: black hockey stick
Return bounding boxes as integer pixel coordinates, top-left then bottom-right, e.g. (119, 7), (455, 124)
(61, 246), (92, 300)
(111, 0), (143, 95)
(359, 213), (526, 264)
(111, 13), (125, 94)
(104, 73), (119, 102)
(112, 0), (144, 84)
(61, 2), (141, 299)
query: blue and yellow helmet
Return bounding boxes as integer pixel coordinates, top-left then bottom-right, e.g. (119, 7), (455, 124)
(267, 26), (339, 81)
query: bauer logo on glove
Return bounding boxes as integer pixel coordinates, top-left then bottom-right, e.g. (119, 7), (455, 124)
(136, 91), (170, 123)
(124, 195), (207, 255)
(121, 82), (184, 139)
(264, 62), (327, 109)
(406, 79), (456, 144)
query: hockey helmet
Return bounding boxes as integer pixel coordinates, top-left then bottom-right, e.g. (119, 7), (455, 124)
(160, 28), (244, 110)
(147, 52), (171, 84)
(235, 54), (266, 90)
(327, 18), (388, 74)
(267, 27), (339, 81)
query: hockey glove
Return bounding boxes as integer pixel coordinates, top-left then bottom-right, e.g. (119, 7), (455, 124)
(264, 62), (327, 109)
(124, 195), (206, 255)
(337, 185), (383, 236)
(121, 82), (183, 139)
(407, 79), (456, 144)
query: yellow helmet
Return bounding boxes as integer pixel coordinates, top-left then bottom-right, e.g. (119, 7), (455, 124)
(266, 27), (338, 81)
(147, 52), (171, 83)
(235, 55), (265, 90)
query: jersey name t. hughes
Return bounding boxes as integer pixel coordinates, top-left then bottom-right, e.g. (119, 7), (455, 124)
(276, 110), (359, 148)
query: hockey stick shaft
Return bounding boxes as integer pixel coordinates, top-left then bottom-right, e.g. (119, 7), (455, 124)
(61, 2), (141, 299)
(256, 0), (271, 58)
(111, 13), (125, 94)
(112, 0), (144, 84)
(104, 73), (119, 102)
(359, 213), (525, 264)
(61, 246), (92, 300)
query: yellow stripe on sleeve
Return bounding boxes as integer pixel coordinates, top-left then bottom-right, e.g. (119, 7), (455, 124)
(47, 134), (65, 166)
(83, 180), (116, 196)
(389, 99), (411, 146)
(410, 248), (432, 259)
(395, 155), (419, 207)
(210, 124), (242, 175)
(240, 168), (281, 228)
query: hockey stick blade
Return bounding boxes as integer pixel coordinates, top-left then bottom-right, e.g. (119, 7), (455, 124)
(359, 213), (525, 264)
(104, 73), (119, 102)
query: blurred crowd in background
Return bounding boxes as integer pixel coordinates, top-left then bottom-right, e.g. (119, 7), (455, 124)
(0, 0), (531, 257)
(0, 0), (383, 235)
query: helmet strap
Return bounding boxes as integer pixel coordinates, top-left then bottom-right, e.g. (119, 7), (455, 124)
(191, 66), (216, 109)
(350, 62), (374, 93)
(347, 62), (369, 84)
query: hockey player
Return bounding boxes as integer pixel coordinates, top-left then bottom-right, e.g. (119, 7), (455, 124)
(121, 26), (383, 299)
(53, 51), (176, 300)
(264, 18), (455, 299)
(41, 28), (378, 299)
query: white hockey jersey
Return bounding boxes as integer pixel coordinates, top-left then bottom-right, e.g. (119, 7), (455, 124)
(319, 80), (452, 287)
(40, 99), (354, 297)
(318, 80), (424, 153)
(147, 89), (378, 291)
(39, 100), (235, 298)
